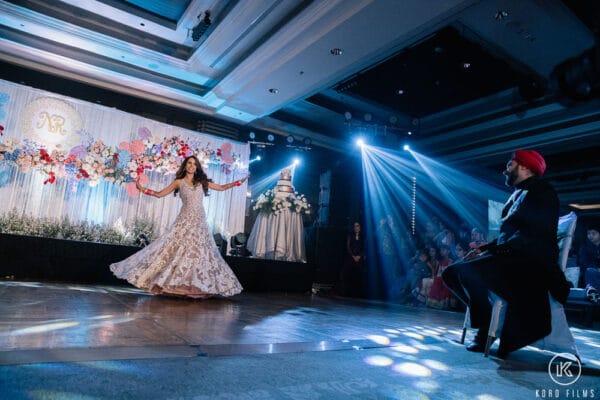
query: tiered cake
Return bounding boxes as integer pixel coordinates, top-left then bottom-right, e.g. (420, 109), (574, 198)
(274, 168), (294, 199)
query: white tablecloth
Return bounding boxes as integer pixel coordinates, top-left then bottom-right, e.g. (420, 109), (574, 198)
(247, 210), (306, 263)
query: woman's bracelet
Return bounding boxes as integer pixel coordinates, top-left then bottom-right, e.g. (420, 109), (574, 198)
(235, 180), (241, 187)
(144, 188), (153, 196)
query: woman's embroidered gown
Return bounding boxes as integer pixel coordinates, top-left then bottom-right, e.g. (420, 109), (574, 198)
(110, 182), (243, 298)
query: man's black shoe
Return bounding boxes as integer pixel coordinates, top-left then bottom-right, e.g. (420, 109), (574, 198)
(466, 341), (486, 353)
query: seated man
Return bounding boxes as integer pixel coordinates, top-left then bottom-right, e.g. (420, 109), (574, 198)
(442, 149), (570, 358)
(579, 223), (600, 303)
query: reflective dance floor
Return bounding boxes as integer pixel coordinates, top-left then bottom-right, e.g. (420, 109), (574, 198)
(1, 281), (599, 399)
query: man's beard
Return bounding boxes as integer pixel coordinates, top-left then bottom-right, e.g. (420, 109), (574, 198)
(505, 168), (518, 186)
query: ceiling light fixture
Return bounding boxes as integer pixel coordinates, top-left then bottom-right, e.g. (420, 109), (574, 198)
(268, 88), (279, 94)
(397, 89), (404, 95)
(191, 11), (212, 42)
(463, 62), (471, 69)
(330, 48), (343, 56)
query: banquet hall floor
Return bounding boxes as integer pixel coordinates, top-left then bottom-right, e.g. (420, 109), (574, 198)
(1, 280), (599, 399)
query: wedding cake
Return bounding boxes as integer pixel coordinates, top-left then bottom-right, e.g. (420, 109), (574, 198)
(274, 168), (294, 199)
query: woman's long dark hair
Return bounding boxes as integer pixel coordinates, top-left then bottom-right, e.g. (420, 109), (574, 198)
(174, 155), (211, 196)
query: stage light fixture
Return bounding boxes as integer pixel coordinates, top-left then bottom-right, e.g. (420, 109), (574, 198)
(135, 233), (150, 247)
(286, 135), (295, 144)
(256, 155), (261, 161)
(303, 137), (312, 146)
(267, 134), (275, 142)
(248, 131), (256, 140)
(293, 158), (300, 166)
(403, 144), (410, 151)
(356, 138), (365, 147)
(344, 111), (352, 121)
(230, 233), (250, 257)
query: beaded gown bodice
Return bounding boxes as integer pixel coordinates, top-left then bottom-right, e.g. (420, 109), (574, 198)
(110, 182), (243, 298)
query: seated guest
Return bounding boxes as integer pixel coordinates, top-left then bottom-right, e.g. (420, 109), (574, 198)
(579, 222), (600, 303)
(402, 248), (431, 304)
(427, 244), (455, 309)
(442, 149), (570, 358)
(454, 242), (468, 262)
(469, 227), (487, 249)
(414, 246), (439, 304)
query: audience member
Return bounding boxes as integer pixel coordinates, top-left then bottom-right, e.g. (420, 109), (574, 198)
(579, 222), (600, 303)
(427, 244), (455, 309)
(469, 227), (487, 249)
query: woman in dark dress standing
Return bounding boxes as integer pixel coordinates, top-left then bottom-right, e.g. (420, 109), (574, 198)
(339, 221), (366, 297)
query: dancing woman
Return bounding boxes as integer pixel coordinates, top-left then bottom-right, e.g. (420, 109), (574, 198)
(110, 155), (247, 298)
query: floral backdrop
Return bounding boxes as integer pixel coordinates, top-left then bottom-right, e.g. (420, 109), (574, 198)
(1, 127), (243, 195)
(0, 79), (250, 244)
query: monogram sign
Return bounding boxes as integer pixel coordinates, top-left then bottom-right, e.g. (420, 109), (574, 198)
(20, 97), (82, 151)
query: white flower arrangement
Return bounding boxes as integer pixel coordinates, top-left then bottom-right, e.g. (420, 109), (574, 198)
(254, 189), (311, 215)
(0, 209), (155, 246)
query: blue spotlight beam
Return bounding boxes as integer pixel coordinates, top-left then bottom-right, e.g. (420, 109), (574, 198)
(361, 145), (419, 299)
(359, 143), (513, 300)
(409, 150), (508, 232)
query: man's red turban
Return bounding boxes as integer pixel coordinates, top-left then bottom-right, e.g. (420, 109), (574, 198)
(512, 149), (546, 176)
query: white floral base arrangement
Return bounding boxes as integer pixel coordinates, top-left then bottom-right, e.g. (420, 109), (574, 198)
(254, 189), (311, 215)
(0, 210), (154, 246)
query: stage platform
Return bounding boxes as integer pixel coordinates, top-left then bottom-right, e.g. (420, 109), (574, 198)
(0, 233), (315, 293)
(0, 281), (599, 399)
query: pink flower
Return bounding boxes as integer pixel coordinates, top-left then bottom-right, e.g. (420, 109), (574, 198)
(125, 182), (139, 197)
(218, 142), (233, 164)
(129, 140), (146, 155)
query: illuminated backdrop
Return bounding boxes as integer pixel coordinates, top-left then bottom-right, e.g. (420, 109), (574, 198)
(0, 79), (250, 242)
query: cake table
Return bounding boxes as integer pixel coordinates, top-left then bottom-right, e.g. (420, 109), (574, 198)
(247, 168), (307, 263)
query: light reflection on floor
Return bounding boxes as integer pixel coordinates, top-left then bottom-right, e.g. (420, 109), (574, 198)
(0, 281), (599, 400)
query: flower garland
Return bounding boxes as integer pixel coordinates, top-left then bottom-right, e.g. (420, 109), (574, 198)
(254, 189), (311, 215)
(0, 127), (244, 195)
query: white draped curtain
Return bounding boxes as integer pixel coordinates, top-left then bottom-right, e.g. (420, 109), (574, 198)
(0, 79), (249, 242)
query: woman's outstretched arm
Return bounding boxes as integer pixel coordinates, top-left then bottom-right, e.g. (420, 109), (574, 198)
(136, 178), (180, 198)
(208, 175), (249, 192)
